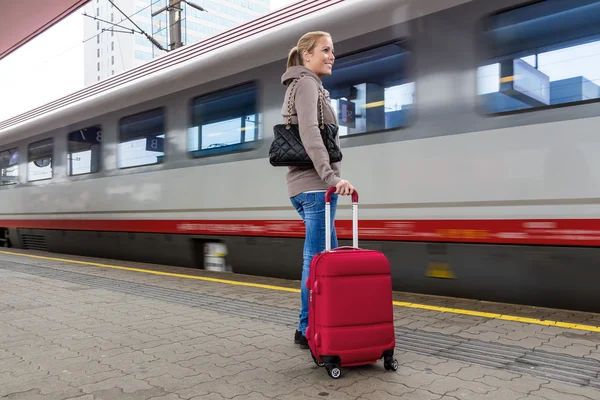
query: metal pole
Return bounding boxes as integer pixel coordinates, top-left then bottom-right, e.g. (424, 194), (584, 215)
(169, 0), (183, 50)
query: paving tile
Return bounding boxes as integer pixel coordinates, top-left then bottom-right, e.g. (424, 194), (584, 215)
(1, 251), (600, 400)
(538, 382), (600, 399)
(444, 387), (522, 400)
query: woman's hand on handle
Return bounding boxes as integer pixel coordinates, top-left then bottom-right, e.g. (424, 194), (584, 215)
(335, 179), (355, 196)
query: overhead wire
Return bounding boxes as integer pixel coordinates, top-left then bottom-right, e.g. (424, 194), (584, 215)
(29, 0), (163, 72)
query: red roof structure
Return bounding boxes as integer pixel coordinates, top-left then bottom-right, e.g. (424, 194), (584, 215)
(0, 0), (90, 61)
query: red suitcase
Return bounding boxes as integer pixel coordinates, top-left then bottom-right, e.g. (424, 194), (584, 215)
(305, 187), (398, 379)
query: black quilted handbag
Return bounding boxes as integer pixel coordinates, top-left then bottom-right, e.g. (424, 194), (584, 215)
(269, 76), (342, 167)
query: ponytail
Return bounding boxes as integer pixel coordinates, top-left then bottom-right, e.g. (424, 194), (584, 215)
(287, 46), (302, 68)
(286, 31), (331, 69)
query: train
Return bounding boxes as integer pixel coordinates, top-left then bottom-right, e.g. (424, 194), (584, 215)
(1, 0), (600, 313)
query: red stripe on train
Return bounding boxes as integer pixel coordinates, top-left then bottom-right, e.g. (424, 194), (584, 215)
(2, 219), (600, 246)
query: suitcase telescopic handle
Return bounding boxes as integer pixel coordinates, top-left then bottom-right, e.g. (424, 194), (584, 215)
(325, 187), (359, 251)
(325, 187), (359, 203)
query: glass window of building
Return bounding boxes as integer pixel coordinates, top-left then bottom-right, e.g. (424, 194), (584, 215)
(0, 148), (19, 186)
(68, 126), (102, 176)
(322, 40), (414, 136)
(478, 0), (600, 114)
(118, 108), (165, 168)
(188, 82), (259, 157)
(28, 139), (53, 182)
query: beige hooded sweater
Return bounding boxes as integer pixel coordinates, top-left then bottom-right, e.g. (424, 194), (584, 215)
(280, 66), (342, 198)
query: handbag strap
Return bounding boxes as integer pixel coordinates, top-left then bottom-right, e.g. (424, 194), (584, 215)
(286, 74), (325, 129)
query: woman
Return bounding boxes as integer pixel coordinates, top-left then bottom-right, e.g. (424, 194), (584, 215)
(281, 31), (355, 348)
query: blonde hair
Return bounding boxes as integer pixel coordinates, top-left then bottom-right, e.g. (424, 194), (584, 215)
(287, 31), (331, 69)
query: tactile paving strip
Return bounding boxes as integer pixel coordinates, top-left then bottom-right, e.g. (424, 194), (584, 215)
(2, 260), (599, 388)
(395, 327), (600, 387)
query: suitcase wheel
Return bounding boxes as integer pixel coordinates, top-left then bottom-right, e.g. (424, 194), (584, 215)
(326, 364), (341, 379)
(310, 351), (325, 367)
(384, 357), (399, 371)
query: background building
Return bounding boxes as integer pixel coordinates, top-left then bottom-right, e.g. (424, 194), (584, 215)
(84, 0), (270, 86)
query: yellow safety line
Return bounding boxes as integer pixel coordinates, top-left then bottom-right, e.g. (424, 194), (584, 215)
(2, 250), (600, 333)
(0, 250), (299, 293)
(392, 301), (600, 333)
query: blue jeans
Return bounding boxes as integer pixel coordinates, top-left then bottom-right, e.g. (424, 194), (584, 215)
(290, 191), (338, 336)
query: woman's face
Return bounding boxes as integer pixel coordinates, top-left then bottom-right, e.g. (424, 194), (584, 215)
(303, 35), (335, 78)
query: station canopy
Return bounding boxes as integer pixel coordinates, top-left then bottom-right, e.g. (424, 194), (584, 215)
(0, 0), (89, 61)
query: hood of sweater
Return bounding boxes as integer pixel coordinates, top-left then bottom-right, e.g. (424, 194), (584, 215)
(281, 65), (323, 86)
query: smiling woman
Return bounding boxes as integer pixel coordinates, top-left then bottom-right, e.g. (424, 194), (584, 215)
(276, 30), (357, 348)
(297, 34), (336, 77)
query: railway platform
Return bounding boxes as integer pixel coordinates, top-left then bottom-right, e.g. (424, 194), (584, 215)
(1, 248), (599, 400)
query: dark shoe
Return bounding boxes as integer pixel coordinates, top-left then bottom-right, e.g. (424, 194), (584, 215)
(294, 329), (309, 348)
(298, 334), (309, 349)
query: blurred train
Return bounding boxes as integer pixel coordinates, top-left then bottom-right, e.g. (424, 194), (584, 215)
(1, 0), (600, 312)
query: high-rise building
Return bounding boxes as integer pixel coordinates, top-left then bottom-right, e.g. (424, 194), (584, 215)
(84, 0), (271, 87)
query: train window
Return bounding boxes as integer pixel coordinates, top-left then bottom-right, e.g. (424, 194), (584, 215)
(28, 138), (53, 182)
(118, 108), (165, 168)
(68, 125), (102, 176)
(478, 0), (600, 114)
(0, 148), (19, 186)
(321, 40), (414, 136)
(188, 81), (259, 157)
